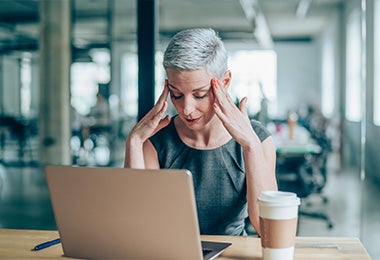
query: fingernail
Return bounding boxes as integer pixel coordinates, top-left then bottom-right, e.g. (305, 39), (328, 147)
(213, 79), (218, 88)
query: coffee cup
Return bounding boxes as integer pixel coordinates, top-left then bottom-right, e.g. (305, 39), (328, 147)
(258, 190), (300, 260)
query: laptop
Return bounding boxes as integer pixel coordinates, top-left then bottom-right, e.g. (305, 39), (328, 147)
(45, 165), (231, 259)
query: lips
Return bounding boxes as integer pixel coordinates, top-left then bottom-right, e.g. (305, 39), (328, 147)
(185, 117), (201, 124)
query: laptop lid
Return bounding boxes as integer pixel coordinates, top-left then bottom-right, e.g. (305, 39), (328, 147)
(45, 165), (230, 260)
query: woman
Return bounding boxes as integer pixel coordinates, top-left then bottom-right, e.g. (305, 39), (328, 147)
(124, 28), (277, 236)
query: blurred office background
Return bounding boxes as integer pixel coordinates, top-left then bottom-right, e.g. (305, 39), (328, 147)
(0, 0), (379, 258)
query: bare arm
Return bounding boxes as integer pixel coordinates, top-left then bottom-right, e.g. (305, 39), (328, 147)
(244, 136), (277, 236)
(212, 78), (277, 236)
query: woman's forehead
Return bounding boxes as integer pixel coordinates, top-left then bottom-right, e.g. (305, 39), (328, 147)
(166, 69), (212, 90)
(166, 68), (213, 79)
(168, 82), (210, 92)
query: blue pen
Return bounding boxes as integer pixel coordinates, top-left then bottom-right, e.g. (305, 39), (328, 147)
(33, 238), (61, 251)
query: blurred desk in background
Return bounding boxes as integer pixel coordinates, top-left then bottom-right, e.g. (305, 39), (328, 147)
(276, 142), (321, 156)
(270, 122), (322, 156)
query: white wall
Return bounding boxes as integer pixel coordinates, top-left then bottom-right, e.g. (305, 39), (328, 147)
(274, 41), (320, 117)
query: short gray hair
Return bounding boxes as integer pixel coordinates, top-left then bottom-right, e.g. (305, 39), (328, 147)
(163, 28), (228, 79)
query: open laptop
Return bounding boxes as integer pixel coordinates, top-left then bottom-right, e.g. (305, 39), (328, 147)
(45, 165), (231, 259)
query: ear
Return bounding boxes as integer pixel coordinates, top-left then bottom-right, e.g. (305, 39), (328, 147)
(222, 70), (232, 89)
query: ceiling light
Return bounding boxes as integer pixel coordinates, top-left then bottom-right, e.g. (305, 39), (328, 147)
(296, 0), (313, 18)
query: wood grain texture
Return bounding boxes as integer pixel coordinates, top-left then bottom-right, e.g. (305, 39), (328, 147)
(0, 229), (371, 260)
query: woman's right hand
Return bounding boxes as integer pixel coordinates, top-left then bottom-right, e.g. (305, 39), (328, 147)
(128, 81), (171, 145)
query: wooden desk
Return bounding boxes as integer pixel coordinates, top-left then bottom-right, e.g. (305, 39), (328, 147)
(0, 229), (371, 259)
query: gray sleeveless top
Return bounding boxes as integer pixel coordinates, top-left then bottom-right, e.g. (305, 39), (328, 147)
(150, 116), (271, 235)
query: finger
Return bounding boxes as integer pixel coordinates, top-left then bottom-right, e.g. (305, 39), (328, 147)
(212, 79), (227, 110)
(163, 79), (169, 95)
(212, 79), (234, 109)
(239, 97), (248, 115)
(153, 100), (168, 121)
(153, 115), (171, 135)
(156, 81), (169, 105)
(159, 86), (169, 104)
(146, 84), (169, 117)
(213, 102), (228, 123)
(141, 96), (168, 124)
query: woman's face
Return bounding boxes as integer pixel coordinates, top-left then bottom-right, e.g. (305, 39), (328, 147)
(166, 68), (217, 130)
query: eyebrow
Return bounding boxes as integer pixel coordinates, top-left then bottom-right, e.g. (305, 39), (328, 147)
(168, 83), (210, 92)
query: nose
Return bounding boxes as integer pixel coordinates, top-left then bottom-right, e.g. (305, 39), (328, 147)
(182, 97), (195, 116)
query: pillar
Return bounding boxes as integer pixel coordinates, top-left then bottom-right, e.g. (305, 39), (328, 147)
(38, 0), (71, 165)
(137, 0), (157, 120)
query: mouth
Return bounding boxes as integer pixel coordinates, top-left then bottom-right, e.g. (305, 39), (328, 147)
(185, 117), (201, 124)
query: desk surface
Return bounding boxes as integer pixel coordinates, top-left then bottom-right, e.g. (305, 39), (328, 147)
(0, 229), (371, 260)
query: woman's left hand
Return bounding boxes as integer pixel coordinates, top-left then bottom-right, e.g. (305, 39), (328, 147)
(211, 78), (257, 148)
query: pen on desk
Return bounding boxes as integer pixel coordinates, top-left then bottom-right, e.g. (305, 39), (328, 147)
(33, 238), (61, 251)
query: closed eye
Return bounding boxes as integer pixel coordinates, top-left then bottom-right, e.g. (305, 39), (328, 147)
(170, 92), (183, 100)
(169, 90), (209, 100)
(194, 93), (209, 99)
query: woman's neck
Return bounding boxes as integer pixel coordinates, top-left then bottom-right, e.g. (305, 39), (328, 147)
(174, 115), (232, 150)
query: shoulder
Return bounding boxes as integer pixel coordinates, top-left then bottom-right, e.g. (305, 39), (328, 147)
(250, 119), (271, 142)
(150, 116), (179, 150)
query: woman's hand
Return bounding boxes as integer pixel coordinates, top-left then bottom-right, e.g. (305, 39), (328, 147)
(211, 78), (257, 149)
(124, 81), (170, 168)
(212, 78), (278, 235)
(128, 81), (171, 145)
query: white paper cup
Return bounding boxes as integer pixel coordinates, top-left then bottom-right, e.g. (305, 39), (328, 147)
(258, 191), (300, 260)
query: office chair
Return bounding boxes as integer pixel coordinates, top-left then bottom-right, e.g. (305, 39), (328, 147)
(0, 115), (38, 166)
(276, 149), (333, 229)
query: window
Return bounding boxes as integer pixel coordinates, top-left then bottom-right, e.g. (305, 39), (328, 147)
(121, 52), (167, 117)
(374, 0), (380, 126)
(71, 62), (99, 115)
(71, 49), (110, 115)
(321, 23), (337, 118)
(20, 53), (32, 117)
(345, 9), (362, 122)
(121, 53), (138, 116)
(228, 50), (277, 117)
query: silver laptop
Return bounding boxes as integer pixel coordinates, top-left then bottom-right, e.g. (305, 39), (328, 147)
(45, 165), (231, 259)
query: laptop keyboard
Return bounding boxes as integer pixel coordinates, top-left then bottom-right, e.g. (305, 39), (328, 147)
(202, 248), (213, 256)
